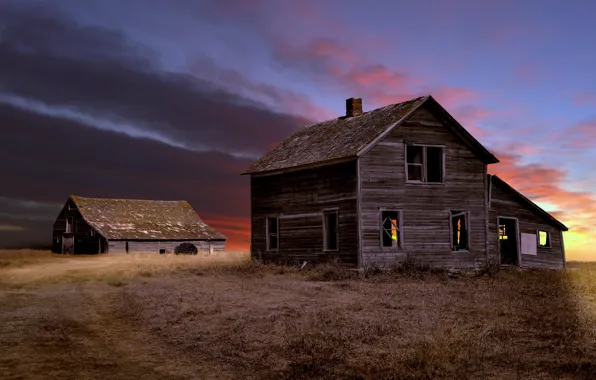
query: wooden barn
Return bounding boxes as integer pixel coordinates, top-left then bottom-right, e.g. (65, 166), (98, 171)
(241, 95), (568, 269)
(52, 195), (226, 254)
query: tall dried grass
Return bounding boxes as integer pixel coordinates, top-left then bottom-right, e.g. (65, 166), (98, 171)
(0, 250), (594, 379)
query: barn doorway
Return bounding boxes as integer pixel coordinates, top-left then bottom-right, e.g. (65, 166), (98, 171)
(62, 236), (74, 254)
(498, 217), (519, 265)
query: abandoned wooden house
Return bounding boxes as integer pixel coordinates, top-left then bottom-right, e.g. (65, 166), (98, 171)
(52, 195), (226, 254)
(241, 95), (568, 269)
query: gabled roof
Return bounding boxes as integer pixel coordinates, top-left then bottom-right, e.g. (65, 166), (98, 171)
(242, 95), (499, 175)
(69, 195), (227, 240)
(489, 175), (568, 231)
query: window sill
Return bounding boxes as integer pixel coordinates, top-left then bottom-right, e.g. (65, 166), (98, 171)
(452, 250), (470, 253)
(405, 181), (446, 186)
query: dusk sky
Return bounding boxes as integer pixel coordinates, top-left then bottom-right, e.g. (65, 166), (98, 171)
(1, 0), (594, 260)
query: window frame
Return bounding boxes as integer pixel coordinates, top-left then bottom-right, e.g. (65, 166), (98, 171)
(449, 210), (470, 252)
(405, 143), (446, 184)
(322, 208), (339, 252)
(536, 230), (551, 248)
(265, 215), (279, 252)
(379, 208), (403, 249)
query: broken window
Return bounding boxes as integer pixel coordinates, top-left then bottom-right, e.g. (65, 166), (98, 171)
(538, 230), (551, 248)
(406, 145), (444, 183)
(323, 210), (339, 251)
(266, 216), (279, 251)
(381, 210), (401, 248)
(450, 211), (469, 251)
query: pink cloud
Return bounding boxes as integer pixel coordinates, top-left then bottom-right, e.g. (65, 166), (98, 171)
(425, 86), (480, 109)
(573, 92), (596, 106)
(513, 62), (541, 84)
(561, 120), (596, 149)
(308, 38), (358, 64)
(490, 152), (596, 239)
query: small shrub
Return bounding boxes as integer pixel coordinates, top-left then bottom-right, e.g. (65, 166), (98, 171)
(174, 243), (198, 255)
(477, 256), (501, 276)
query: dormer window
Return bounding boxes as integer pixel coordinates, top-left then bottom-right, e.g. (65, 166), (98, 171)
(406, 145), (444, 183)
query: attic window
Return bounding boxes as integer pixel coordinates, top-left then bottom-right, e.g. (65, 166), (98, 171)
(538, 230), (551, 248)
(65, 217), (73, 233)
(406, 145), (444, 183)
(450, 210), (469, 251)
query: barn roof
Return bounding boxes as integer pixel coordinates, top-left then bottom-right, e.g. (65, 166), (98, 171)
(241, 95), (499, 175)
(70, 196), (227, 240)
(489, 175), (568, 231)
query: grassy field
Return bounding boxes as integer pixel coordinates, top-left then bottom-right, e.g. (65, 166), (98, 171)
(0, 250), (595, 380)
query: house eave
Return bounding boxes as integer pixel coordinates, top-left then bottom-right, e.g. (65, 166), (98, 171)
(241, 156), (356, 177)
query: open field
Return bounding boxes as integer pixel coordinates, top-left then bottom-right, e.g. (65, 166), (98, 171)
(0, 250), (595, 379)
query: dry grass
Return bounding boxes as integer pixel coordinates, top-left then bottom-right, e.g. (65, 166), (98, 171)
(0, 250), (595, 379)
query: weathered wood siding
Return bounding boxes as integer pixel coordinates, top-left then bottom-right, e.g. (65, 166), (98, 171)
(52, 198), (105, 254)
(250, 161), (358, 266)
(488, 179), (565, 269)
(359, 105), (488, 268)
(107, 240), (226, 254)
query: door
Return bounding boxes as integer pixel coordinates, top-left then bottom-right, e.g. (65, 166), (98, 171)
(498, 218), (518, 265)
(62, 236), (74, 254)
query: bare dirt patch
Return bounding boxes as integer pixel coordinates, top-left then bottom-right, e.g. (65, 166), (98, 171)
(0, 250), (595, 379)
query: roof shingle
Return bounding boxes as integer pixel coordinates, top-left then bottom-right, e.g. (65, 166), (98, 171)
(242, 96), (427, 174)
(71, 196), (226, 240)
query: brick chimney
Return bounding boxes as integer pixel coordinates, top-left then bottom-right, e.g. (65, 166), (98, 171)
(346, 97), (362, 117)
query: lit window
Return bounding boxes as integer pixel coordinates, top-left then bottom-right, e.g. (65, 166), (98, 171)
(538, 230), (551, 248)
(450, 211), (469, 251)
(381, 210), (401, 248)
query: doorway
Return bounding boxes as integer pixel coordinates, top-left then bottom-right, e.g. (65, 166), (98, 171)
(62, 236), (74, 254)
(498, 217), (519, 265)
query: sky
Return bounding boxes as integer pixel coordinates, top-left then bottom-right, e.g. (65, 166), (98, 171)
(0, 0), (594, 260)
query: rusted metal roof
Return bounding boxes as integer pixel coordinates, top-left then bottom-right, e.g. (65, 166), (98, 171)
(242, 95), (499, 175)
(71, 196), (227, 240)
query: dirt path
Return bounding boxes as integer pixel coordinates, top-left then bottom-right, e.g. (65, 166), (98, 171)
(0, 283), (227, 380)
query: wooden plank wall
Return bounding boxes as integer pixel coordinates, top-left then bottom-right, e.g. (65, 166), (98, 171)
(52, 198), (104, 254)
(250, 161), (358, 266)
(488, 180), (565, 269)
(108, 240), (226, 254)
(359, 105), (488, 268)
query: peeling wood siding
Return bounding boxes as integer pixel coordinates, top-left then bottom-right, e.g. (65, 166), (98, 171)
(359, 105), (488, 268)
(250, 161), (358, 266)
(489, 181), (565, 269)
(108, 240), (225, 254)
